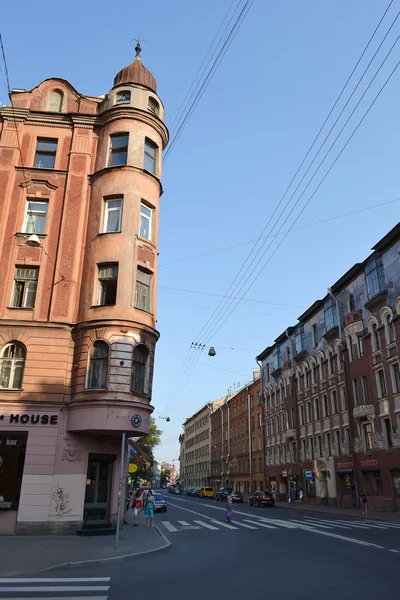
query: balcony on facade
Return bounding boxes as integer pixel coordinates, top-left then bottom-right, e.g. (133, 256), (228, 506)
(353, 404), (375, 420)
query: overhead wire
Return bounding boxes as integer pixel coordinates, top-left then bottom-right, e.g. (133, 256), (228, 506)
(160, 1), (399, 413)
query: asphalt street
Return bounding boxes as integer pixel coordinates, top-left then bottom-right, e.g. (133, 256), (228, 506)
(0, 494), (398, 599)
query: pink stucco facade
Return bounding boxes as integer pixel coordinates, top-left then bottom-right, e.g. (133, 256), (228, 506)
(0, 52), (168, 533)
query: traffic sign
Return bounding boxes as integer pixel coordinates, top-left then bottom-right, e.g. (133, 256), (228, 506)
(304, 468), (313, 481)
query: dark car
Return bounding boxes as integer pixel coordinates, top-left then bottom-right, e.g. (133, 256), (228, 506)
(249, 490), (275, 507)
(216, 488), (243, 503)
(154, 493), (167, 513)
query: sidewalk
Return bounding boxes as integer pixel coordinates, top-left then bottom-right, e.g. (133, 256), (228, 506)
(0, 519), (171, 575)
(275, 501), (400, 524)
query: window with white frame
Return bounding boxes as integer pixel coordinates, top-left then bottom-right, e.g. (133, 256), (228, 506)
(97, 264), (118, 306)
(376, 369), (387, 398)
(258, 413), (262, 427)
(116, 90), (131, 104)
(391, 362), (400, 394)
(23, 200), (48, 234)
(139, 203), (152, 240)
(0, 343), (26, 389)
(362, 376), (369, 404)
(10, 267), (39, 308)
(258, 435), (262, 450)
(103, 197), (122, 233)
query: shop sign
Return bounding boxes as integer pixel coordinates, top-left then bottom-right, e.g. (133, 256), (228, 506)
(337, 462), (353, 470)
(0, 414), (58, 426)
(281, 470), (287, 477)
(360, 459), (378, 468)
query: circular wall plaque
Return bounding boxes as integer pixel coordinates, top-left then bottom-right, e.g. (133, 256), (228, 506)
(131, 414), (142, 428)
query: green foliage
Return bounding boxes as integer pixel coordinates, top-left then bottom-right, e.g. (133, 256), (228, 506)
(138, 417), (162, 455)
(160, 463), (171, 485)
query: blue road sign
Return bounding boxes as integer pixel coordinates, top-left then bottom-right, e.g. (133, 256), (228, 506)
(304, 468), (313, 481)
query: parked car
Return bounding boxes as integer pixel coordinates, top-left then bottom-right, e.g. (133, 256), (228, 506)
(168, 486), (176, 494)
(216, 488), (243, 503)
(190, 487), (200, 497)
(199, 486), (215, 499)
(154, 493), (167, 513)
(249, 490), (275, 507)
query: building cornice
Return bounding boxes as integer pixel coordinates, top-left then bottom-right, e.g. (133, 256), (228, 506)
(73, 318), (160, 340)
(89, 164), (164, 195)
(97, 106), (169, 148)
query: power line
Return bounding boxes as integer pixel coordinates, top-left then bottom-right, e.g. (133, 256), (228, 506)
(158, 197), (400, 268)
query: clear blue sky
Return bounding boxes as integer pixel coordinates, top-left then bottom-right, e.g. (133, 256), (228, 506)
(2, 1), (399, 464)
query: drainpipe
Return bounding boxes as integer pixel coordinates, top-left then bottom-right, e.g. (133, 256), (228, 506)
(220, 405), (224, 485)
(257, 359), (266, 488)
(227, 401), (231, 489)
(247, 385), (253, 496)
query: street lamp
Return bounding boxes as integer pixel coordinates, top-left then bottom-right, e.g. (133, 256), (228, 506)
(159, 416), (170, 422)
(26, 234), (41, 247)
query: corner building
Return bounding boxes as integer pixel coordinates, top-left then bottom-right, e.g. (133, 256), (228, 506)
(0, 47), (168, 533)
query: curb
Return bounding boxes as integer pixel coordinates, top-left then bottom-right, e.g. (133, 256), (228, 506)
(275, 503), (400, 524)
(0, 526), (172, 576)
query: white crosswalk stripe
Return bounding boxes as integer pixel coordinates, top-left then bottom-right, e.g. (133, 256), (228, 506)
(161, 520), (179, 532)
(243, 519), (277, 529)
(0, 576), (110, 598)
(291, 519), (334, 529)
(193, 520), (219, 530)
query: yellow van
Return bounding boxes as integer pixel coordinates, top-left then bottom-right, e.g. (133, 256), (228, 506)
(199, 486), (215, 499)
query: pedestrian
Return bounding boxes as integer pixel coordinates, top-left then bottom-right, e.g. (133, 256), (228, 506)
(133, 490), (142, 527)
(299, 489), (304, 504)
(144, 489), (155, 528)
(360, 490), (368, 515)
(226, 490), (233, 523)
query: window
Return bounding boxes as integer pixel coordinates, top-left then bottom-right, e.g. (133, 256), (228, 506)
(345, 428), (352, 453)
(362, 376), (369, 404)
(314, 398), (320, 420)
(323, 394), (329, 418)
(258, 413), (262, 427)
(48, 90), (63, 112)
(252, 438), (256, 451)
(357, 336), (364, 358)
(0, 343), (26, 389)
(365, 472), (383, 496)
(86, 341), (108, 390)
(23, 200), (48, 234)
(109, 133), (128, 167)
(103, 198), (122, 233)
(295, 325), (304, 355)
(385, 314), (396, 345)
(299, 405), (304, 426)
(135, 269), (152, 312)
(317, 435), (322, 458)
(258, 436), (262, 450)
(324, 297), (338, 331)
(34, 138), (57, 169)
(10, 267), (38, 308)
(116, 90), (131, 104)
(250, 395), (254, 409)
(341, 387), (347, 411)
(309, 437), (314, 460)
(377, 369), (387, 398)
(365, 258), (386, 300)
(286, 346), (291, 362)
(348, 294), (355, 312)
(132, 344), (149, 394)
(291, 408), (296, 428)
(352, 379), (359, 406)
(335, 430), (341, 456)
(326, 433), (331, 456)
(363, 422), (373, 451)
(348, 336), (354, 361)
(306, 402), (312, 423)
(391, 362), (400, 394)
(384, 418), (393, 450)
(372, 323), (381, 352)
(97, 264), (118, 306)
(328, 352), (335, 376)
(331, 391), (338, 414)
(148, 97), (159, 115)
(312, 323), (318, 348)
(273, 347), (280, 372)
(144, 138), (157, 174)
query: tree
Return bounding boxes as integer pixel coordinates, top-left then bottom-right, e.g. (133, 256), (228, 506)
(133, 417), (162, 484)
(160, 463), (171, 486)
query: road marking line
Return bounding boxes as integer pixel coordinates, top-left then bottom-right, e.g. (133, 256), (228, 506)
(209, 519), (239, 530)
(193, 520), (219, 530)
(306, 518), (369, 529)
(291, 519), (334, 530)
(301, 518), (352, 529)
(243, 519), (277, 529)
(161, 521), (179, 532)
(0, 597), (109, 600)
(0, 586), (110, 592)
(178, 521), (191, 526)
(389, 549), (400, 553)
(232, 521), (258, 530)
(0, 577), (111, 583)
(257, 518), (300, 529)
(298, 525), (385, 548)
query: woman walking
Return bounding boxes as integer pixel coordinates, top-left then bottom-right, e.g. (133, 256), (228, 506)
(133, 490), (142, 527)
(226, 490), (233, 523)
(144, 490), (155, 528)
(360, 490), (368, 515)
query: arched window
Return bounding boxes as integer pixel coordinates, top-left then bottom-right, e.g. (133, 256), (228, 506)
(372, 323), (381, 352)
(132, 344), (149, 394)
(348, 294), (355, 312)
(385, 314), (396, 345)
(86, 341), (109, 389)
(148, 96), (159, 115)
(0, 343), (26, 389)
(48, 90), (63, 112)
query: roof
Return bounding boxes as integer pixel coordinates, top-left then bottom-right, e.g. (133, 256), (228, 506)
(113, 52), (157, 92)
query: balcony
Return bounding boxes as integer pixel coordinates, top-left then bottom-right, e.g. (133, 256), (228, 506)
(364, 289), (387, 312)
(344, 310), (363, 328)
(286, 428), (296, 439)
(323, 325), (339, 342)
(353, 404), (375, 420)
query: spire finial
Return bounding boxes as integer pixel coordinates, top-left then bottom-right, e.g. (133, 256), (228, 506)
(131, 37), (145, 61)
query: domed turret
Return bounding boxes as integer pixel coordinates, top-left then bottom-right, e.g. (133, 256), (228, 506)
(113, 42), (157, 92)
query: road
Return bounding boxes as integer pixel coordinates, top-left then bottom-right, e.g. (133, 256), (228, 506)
(1, 493), (399, 599)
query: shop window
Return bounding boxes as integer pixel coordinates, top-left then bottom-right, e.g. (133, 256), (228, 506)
(132, 344), (149, 394)
(0, 343), (26, 390)
(364, 471), (383, 496)
(86, 341), (109, 390)
(0, 432), (27, 504)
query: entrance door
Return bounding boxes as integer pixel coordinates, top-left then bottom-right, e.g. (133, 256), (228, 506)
(84, 455), (114, 525)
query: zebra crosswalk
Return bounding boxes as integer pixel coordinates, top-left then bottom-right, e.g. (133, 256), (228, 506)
(160, 516), (400, 534)
(0, 576), (111, 599)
